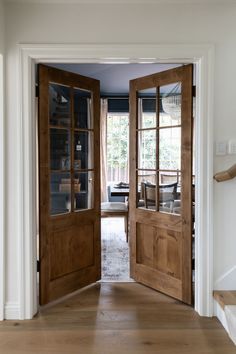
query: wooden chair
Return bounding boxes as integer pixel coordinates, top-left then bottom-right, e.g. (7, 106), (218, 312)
(101, 202), (129, 242)
(160, 170), (180, 185)
(144, 182), (178, 212)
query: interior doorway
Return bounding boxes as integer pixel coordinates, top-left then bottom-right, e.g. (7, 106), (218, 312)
(36, 62), (195, 304)
(16, 42), (214, 319)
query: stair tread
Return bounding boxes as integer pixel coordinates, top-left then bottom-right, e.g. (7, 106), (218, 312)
(214, 290), (236, 309)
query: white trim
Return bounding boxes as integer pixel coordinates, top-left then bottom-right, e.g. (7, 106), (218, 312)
(0, 54), (5, 321)
(18, 43), (214, 319)
(194, 46), (215, 316)
(18, 47), (38, 319)
(214, 299), (229, 333)
(4, 302), (21, 320)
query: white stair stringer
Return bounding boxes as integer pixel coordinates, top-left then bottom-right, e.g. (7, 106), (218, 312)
(225, 305), (236, 345)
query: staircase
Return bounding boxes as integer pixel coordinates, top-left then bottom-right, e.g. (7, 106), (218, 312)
(214, 291), (236, 345)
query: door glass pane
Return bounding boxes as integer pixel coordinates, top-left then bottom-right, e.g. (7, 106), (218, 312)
(49, 84), (70, 127)
(50, 172), (71, 215)
(159, 127), (181, 170)
(159, 171), (181, 214)
(74, 171), (94, 211)
(74, 131), (93, 170)
(137, 171), (156, 210)
(160, 171), (180, 185)
(160, 82), (181, 126)
(138, 89), (156, 129)
(74, 88), (92, 129)
(138, 130), (156, 169)
(50, 128), (70, 170)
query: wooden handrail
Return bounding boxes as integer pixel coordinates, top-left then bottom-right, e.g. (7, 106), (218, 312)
(214, 164), (236, 182)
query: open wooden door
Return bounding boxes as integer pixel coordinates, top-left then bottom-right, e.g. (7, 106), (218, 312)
(38, 65), (101, 305)
(129, 65), (193, 305)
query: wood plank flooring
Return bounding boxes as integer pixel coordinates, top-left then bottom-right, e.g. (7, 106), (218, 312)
(0, 283), (235, 354)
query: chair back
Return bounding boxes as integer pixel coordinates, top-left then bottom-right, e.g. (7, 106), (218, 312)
(144, 183), (156, 208)
(160, 171), (180, 185)
(144, 182), (178, 209)
(159, 182), (178, 203)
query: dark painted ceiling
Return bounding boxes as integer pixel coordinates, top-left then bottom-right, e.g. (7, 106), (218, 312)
(47, 63), (182, 95)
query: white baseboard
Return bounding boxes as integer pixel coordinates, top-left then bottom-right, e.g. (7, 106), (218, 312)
(4, 302), (20, 320)
(225, 305), (236, 345)
(214, 299), (229, 332)
(214, 265), (236, 290)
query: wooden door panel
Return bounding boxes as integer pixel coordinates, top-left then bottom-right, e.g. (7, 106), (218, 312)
(154, 228), (181, 279)
(48, 265), (99, 302)
(136, 223), (154, 268)
(39, 64), (101, 305)
(134, 264), (182, 300)
(136, 223), (181, 281)
(50, 223), (94, 280)
(130, 65), (193, 305)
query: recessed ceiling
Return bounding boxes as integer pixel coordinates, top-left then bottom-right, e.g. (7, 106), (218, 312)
(46, 63), (182, 95)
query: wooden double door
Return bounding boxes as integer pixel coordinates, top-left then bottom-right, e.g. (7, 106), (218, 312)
(38, 64), (193, 306)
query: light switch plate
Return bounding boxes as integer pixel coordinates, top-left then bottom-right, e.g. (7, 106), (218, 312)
(215, 141), (227, 155)
(228, 140), (236, 154)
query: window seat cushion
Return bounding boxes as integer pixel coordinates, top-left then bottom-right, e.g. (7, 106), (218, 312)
(101, 202), (128, 212)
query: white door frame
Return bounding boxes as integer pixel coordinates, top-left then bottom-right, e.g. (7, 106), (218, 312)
(0, 54), (5, 321)
(16, 43), (214, 319)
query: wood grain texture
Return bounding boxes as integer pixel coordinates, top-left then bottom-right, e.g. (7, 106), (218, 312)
(38, 65), (101, 305)
(214, 291), (236, 309)
(50, 224), (94, 280)
(0, 283), (235, 354)
(129, 65), (193, 305)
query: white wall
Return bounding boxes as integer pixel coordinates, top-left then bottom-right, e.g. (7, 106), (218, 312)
(4, 2), (236, 314)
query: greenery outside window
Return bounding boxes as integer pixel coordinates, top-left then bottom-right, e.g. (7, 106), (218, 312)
(107, 113), (129, 183)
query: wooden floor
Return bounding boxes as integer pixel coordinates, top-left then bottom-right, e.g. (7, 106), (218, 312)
(0, 283), (235, 354)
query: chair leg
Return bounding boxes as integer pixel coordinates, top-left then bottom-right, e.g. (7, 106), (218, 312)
(125, 215), (128, 242)
(124, 215), (127, 233)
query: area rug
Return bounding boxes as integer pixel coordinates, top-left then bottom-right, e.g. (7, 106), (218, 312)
(101, 217), (133, 281)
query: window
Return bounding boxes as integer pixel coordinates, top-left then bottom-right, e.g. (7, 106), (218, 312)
(106, 113), (129, 183)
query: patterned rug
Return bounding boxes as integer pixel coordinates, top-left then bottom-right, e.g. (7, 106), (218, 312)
(101, 217), (133, 281)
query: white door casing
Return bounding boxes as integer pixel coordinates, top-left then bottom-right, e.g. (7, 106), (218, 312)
(1, 43), (214, 319)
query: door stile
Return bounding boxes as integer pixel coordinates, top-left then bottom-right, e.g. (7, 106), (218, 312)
(129, 82), (138, 279)
(181, 65), (193, 304)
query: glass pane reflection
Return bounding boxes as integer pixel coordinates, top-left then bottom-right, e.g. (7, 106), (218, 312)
(138, 89), (156, 129)
(50, 172), (71, 215)
(159, 127), (181, 170)
(138, 130), (156, 170)
(137, 171), (156, 210)
(49, 84), (70, 127)
(74, 131), (93, 170)
(160, 82), (181, 127)
(159, 171), (181, 215)
(50, 128), (70, 170)
(74, 88), (92, 129)
(74, 171), (94, 211)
